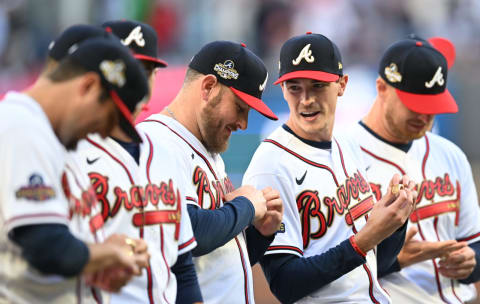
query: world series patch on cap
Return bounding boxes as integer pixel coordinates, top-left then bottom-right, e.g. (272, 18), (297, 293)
(68, 37), (149, 142)
(379, 39), (458, 115)
(188, 40), (278, 120)
(275, 32), (343, 84)
(102, 20), (168, 68)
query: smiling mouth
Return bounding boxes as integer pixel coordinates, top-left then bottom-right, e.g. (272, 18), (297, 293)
(300, 111), (320, 118)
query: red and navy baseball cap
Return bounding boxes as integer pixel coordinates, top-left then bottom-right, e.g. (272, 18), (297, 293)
(379, 39), (458, 114)
(275, 32), (343, 84)
(189, 40), (277, 120)
(102, 20), (167, 68)
(48, 24), (111, 61)
(68, 38), (149, 142)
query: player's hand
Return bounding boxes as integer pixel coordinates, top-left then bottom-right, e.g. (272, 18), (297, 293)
(438, 244), (476, 279)
(354, 174), (417, 253)
(85, 267), (134, 292)
(254, 187), (284, 237)
(225, 185), (267, 222)
(398, 226), (465, 269)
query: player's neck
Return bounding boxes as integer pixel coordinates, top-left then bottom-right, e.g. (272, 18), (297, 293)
(363, 98), (409, 144)
(162, 89), (202, 142)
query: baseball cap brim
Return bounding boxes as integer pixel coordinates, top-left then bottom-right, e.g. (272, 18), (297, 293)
(428, 37), (455, 69)
(395, 88), (458, 114)
(274, 70), (339, 85)
(133, 53), (168, 67)
(230, 87), (278, 120)
(110, 90), (143, 142)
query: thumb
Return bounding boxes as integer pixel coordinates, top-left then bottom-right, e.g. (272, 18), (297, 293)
(405, 226), (418, 242)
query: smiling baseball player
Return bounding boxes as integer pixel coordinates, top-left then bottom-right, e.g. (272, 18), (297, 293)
(341, 37), (480, 303)
(243, 32), (418, 303)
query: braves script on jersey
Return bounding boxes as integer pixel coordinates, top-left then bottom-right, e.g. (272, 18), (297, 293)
(72, 132), (196, 304)
(243, 126), (391, 303)
(0, 92), (99, 303)
(137, 114), (254, 304)
(342, 123), (480, 303)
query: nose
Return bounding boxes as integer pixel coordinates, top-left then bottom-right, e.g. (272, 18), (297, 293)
(301, 91), (315, 106)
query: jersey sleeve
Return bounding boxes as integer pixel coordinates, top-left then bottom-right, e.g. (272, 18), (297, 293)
(0, 129), (69, 231)
(454, 152), (480, 243)
(243, 172), (304, 257)
(177, 167), (197, 254)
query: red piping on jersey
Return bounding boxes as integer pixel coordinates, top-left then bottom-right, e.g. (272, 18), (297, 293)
(360, 146), (406, 175)
(179, 236), (196, 250)
(362, 264), (381, 304)
(263, 139), (339, 186)
(142, 119), (219, 180)
(143, 118), (251, 303)
(458, 232), (480, 242)
(91, 287), (101, 304)
(267, 245), (304, 256)
(5, 213), (68, 226)
(186, 196), (197, 203)
(421, 135), (430, 179)
(235, 237), (250, 304)
(334, 139), (349, 177)
(160, 225), (171, 304)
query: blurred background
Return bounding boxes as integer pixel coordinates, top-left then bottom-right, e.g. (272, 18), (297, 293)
(1, 0), (479, 303)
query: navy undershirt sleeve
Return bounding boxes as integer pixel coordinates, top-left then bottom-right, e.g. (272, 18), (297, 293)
(459, 240), (480, 284)
(9, 224), (89, 277)
(172, 251), (203, 304)
(260, 239), (366, 304)
(188, 196), (254, 256)
(246, 226), (274, 266)
(377, 220), (408, 278)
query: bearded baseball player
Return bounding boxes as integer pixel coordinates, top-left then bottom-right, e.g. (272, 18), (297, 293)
(68, 20), (202, 304)
(137, 41), (283, 304)
(243, 32), (418, 303)
(0, 37), (150, 303)
(340, 37), (480, 303)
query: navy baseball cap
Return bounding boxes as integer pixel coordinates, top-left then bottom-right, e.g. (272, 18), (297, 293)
(407, 34), (456, 69)
(102, 20), (167, 68)
(379, 39), (458, 114)
(275, 32), (343, 84)
(68, 38), (149, 142)
(48, 24), (111, 61)
(189, 41), (277, 120)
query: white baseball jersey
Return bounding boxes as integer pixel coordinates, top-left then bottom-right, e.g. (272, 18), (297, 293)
(243, 125), (391, 303)
(71, 132), (196, 304)
(341, 122), (480, 303)
(0, 92), (99, 303)
(137, 114), (254, 304)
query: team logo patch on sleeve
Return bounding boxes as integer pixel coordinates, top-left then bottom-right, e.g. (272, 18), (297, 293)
(15, 173), (56, 201)
(277, 222), (285, 233)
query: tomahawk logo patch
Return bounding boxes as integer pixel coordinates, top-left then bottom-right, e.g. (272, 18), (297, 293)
(15, 173), (56, 201)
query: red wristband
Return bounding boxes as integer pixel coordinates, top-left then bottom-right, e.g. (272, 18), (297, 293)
(349, 235), (366, 258)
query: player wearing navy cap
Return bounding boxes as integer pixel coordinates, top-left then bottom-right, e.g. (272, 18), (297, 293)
(341, 36), (480, 303)
(0, 36), (150, 303)
(243, 32), (417, 303)
(137, 40), (283, 304)
(67, 20), (203, 304)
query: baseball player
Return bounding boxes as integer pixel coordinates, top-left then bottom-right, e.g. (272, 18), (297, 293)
(340, 37), (480, 303)
(137, 40), (283, 304)
(68, 20), (202, 304)
(243, 32), (417, 303)
(0, 37), (150, 303)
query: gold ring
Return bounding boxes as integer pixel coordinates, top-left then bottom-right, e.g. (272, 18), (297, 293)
(125, 238), (136, 251)
(391, 184), (404, 195)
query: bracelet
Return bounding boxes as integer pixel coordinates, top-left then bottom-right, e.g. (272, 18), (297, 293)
(349, 235), (366, 258)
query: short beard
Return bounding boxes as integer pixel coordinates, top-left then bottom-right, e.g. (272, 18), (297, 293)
(199, 88), (229, 153)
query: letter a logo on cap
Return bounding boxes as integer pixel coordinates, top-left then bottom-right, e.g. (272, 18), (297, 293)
(425, 67), (445, 88)
(121, 26), (145, 47)
(292, 44), (315, 65)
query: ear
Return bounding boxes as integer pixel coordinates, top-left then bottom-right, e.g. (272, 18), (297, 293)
(376, 77), (388, 98)
(337, 74), (348, 97)
(200, 74), (218, 102)
(79, 72), (102, 99)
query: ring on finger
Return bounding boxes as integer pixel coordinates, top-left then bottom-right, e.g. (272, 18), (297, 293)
(125, 238), (136, 252)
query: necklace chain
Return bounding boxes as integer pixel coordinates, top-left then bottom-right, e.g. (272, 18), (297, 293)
(165, 106), (177, 121)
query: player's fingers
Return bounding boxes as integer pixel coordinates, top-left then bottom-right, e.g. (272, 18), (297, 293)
(405, 226), (418, 242)
(266, 198), (283, 211)
(263, 188), (280, 201)
(132, 239), (148, 254)
(261, 187), (273, 195)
